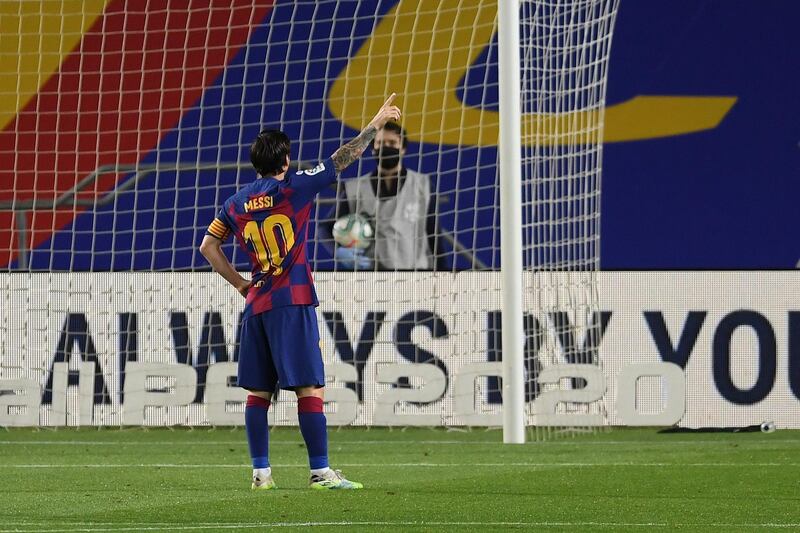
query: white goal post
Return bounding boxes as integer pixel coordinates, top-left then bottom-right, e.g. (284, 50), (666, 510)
(501, 0), (621, 441)
(498, 0), (525, 444)
(0, 1), (621, 436)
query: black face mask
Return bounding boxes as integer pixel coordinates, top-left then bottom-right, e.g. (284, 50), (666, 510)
(374, 146), (401, 170)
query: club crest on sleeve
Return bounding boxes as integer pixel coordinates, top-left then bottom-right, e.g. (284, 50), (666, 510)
(298, 162), (326, 176)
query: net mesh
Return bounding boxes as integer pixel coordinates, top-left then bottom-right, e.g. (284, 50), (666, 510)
(520, 0), (619, 435)
(0, 0), (619, 430)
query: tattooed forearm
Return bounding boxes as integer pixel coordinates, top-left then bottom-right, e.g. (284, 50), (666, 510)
(331, 125), (378, 172)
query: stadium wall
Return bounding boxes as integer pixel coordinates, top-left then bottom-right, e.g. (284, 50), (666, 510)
(2, 272), (798, 428)
(2, 1), (799, 270)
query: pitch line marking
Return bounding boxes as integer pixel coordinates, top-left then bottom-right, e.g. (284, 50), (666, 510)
(2, 521), (800, 532)
(1, 439), (798, 447)
(2, 462), (799, 468)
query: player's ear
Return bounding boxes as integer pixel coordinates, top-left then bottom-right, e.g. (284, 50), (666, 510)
(283, 154), (290, 173)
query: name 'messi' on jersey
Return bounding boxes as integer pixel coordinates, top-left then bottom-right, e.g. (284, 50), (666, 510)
(244, 195), (273, 212)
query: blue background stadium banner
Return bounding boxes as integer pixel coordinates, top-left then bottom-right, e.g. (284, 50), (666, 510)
(1, 1), (798, 270)
(1, 272), (797, 428)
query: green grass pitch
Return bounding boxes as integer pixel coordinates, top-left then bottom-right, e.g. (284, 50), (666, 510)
(1, 427), (799, 532)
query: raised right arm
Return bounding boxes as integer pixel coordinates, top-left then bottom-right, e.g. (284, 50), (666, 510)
(331, 93), (402, 173)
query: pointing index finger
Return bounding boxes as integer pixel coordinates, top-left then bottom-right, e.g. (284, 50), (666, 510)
(382, 93), (397, 107)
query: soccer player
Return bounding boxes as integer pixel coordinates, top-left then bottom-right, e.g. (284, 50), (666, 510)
(199, 94), (401, 490)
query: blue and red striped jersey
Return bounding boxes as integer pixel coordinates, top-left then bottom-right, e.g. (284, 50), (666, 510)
(206, 158), (337, 318)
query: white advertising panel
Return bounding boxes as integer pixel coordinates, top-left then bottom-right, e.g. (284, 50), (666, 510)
(0, 272), (798, 428)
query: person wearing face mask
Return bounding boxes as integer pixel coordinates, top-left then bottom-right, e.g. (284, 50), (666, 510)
(332, 122), (442, 271)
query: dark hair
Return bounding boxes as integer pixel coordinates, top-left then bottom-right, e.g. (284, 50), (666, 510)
(250, 129), (291, 176)
(377, 122), (408, 149)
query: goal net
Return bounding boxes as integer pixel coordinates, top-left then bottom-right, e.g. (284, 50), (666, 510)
(0, 0), (620, 432)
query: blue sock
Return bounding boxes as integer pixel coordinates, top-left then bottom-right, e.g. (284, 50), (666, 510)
(297, 396), (329, 470)
(245, 395), (270, 469)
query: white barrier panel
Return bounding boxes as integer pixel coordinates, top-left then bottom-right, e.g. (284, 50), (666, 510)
(535, 365), (606, 427)
(616, 363), (686, 426)
(0, 272), (799, 427)
(205, 362), (246, 426)
(0, 379), (40, 427)
(122, 363), (198, 425)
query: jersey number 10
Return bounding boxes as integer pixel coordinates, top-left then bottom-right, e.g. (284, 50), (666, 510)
(242, 215), (295, 275)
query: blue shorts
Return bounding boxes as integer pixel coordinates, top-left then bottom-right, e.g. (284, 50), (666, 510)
(237, 305), (325, 392)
